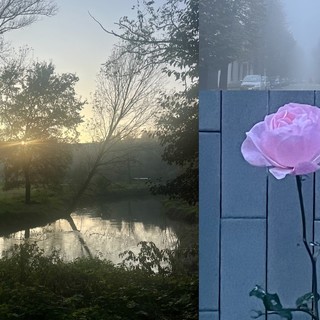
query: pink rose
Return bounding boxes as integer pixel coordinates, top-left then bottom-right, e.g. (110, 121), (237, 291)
(241, 103), (320, 179)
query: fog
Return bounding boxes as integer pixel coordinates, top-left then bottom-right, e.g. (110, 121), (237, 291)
(281, 0), (320, 85)
(200, 0), (320, 90)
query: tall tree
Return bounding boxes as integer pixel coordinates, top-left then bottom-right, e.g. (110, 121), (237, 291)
(90, 0), (198, 83)
(91, 0), (199, 205)
(150, 90), (198, 205)
(258, 0), (297, 78)
(102, 0), (198, 204)
(312, 40), (320, 83)
(70, 47), (162, 209)
(0, 61), (85, 203)
(200, 0), (265, 89)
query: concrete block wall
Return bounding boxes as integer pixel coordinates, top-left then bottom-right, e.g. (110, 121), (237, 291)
(199, 90), (320, 320)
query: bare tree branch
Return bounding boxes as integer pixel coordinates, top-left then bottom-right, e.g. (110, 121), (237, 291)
(88, 0), (198, 82)
(0, 0), (57, 35)
(69, 47), (163, 210)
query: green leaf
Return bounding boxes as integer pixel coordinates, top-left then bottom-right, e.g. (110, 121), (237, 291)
(250, 286), (292, 319)
(249, 285), (266, 300)
(263, 292), (283, 311)
(296, 292), (319, 309)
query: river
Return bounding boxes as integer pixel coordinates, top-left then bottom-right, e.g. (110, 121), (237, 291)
(0, 197), (183, 264)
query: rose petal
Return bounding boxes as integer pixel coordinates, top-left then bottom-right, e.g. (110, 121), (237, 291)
(274, 127), (320, 167)
(269, 167), (293, 179)
(245, 122), (285, 168)
(241, 136), (273, 166)
(242, 103), (320, 178)
(293, 162), (320, 175)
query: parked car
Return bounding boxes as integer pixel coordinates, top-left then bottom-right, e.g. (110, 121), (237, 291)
(241, 75), (266, 90)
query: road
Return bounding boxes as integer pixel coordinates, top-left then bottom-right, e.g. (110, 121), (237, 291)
(277, 83), (320, 90)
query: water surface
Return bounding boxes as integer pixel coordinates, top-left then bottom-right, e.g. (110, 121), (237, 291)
(0, 198), (180, 263)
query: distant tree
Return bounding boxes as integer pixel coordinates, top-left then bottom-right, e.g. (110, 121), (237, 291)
(0, 61), (85, 203)
(259, 0), (297, 78)
(200, 0), (265, 89)
(312, 40), (320, 83)
(70, 47), (162, 209)
(90, 135), (177, 186)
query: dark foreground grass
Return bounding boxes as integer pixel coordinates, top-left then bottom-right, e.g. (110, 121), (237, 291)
(0, 188), (71, 235)
(0, 243), (198, 320)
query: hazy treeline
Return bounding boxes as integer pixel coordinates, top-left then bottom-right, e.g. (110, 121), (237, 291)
(67, 134), (178, 191)
(200, 0), (307, 89)
(0, 134), (179, 194)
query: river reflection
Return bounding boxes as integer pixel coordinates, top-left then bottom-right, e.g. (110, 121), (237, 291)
(0, 198), (179, 263)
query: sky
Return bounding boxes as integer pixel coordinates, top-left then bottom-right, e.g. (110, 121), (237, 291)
(4, 0), (174, 141)
(5, 0), (140, 100)
(281, 0), (320, 52)
(280, 0), (320, 81)
(3, 0), (141, 141)
(8, 0), (320, 137)
(6, 0), (320, 98)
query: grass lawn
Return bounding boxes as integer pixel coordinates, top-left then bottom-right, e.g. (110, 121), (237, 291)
(0, 187), (71, 235)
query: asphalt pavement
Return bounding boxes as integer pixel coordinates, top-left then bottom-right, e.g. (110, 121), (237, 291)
(275, 83), (320, 90)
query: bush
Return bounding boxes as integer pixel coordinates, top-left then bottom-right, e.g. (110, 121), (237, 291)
(0, 243), (198, 319)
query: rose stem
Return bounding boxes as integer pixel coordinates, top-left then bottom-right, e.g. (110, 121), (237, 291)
(296, 175), (319, 319)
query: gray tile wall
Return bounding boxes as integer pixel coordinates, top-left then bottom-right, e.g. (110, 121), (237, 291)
(199, 90), (221, 316)
(200, 90), (320, 320)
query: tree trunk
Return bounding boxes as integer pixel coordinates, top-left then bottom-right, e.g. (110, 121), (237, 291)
(69, 152), (104, 211)
(24, 166), (31, 204)
(219, 63), (229, 89)
(200, 61), (219, 90)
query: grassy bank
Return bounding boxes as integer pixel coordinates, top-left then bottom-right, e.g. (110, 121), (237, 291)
(0, 243), (198, 320)
(0, 188), (71, 235)
(0, 184), (198, 236)
(162, 198), (198, 223)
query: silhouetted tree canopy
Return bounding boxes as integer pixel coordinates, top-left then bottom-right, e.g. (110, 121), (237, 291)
(200, 0), (265, 89)
(260, 0), (297, 78)
(150, 90), (198, 205)
(69, 48), (162, 210)
(94, 0), (199, 205)
(312, 40), (320, 83)
(0, 0), (56, 35)
(0, 0), (57, 59)
(0, 60), (85, 203)
(200, 0), (299, 88)
(91, 0), (198, 82)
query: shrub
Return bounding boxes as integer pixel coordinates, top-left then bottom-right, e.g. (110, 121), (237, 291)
(0, 243), (198, 319)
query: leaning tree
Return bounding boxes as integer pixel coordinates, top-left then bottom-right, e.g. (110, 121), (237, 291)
(69, 46), (162, 210)
(90, 0), (200, 205)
